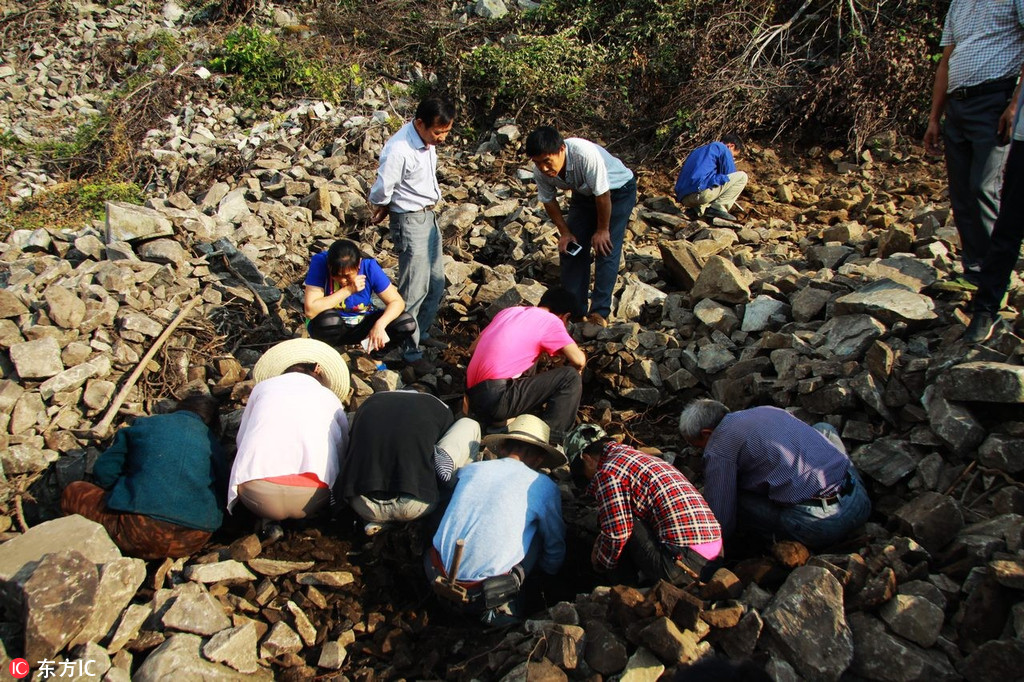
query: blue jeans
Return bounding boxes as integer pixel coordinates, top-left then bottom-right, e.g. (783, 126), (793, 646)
(390, 210), (445, 361)
(943, 86), (1014, 270)
(737, 468), (871, 550)
(561, 178), (637, 318)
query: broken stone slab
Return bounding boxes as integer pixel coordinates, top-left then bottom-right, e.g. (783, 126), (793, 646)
(184, 560), (256, 584)
(106, 603), (151, 654)
(10, 550), (99, 662)
(638, 617), (703, 665)
(260, 620), (302, 658)
(810, 314), (886, 359)
(763, 565), (853, 681)
(960, 514), (1024, 552)
(542, 623), (584, 669)
(921, 385), (985, 456)
(848, 612), (957, 681)
(938, 361), (1024, 403)
(217, 188), (251, 224)
(70, 557), (146, 647)
(741, 295), (790, 332)
(0, 515), (121, 582)
(851, 437), (919, 487)
(658, 240), (704, 290)
(44, 285), (87, 329)
(615, 274), (667, 320)
(690, 255), (751, 304)
(583, 622), (627, 676)
(0, 288), (29, 318)
(977, 434), (1024, 474)
(959, 639), (1024, 682)
(162, 582), (232, 636)
(878, 594), (944, 647)
(285, 600), (317, 646)
(39, 359), (104, 400)
(9, 337), (65, 379)
(105, 202), (174, 243)
(317, 638), (348, 670)
(618, 646), (665, 682)
(790, 286), (832, 322)
(138, 238), (188, 268)
(295, 571), (354, 588)
(196, 238), (282, 305)
(136, 633), (270, 681)
(2, 444), (59, 475)
(833, 279), (936, 325)
(202, 622), (259, 674)
(892, 492), (964, 554)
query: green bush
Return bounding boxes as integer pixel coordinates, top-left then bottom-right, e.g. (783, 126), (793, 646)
(462, 33), (605, 116)
(208, 26), (359, 104)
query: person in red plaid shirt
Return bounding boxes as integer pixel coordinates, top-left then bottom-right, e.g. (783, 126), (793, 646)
(565, 424), (723, 586)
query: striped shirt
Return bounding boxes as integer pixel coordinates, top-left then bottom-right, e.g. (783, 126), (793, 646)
(702, 406), (851, 537)
(941, 0), (1024, 91)
(586, 443), (721, 570)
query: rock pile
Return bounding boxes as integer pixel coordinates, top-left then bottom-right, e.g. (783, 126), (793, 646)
(1, 0), (1023, 680)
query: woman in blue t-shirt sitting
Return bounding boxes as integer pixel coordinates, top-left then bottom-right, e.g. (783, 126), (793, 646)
(304, 239), (416, 351)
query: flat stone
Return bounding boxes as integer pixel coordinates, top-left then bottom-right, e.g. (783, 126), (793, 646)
(849, 612), (956, 681)
(9, 337), (64, 379)
(107, 603), (151, 654)
(921, 385), (985, 456)
(317, 638), (348, 670)
(790, 286), (832, 322)
(105, 202), (174, 243)
(0, 288), (29, 318)
(619, 646), (665, 682)
(741, 295), (790, 332)
(638, 617), (701, 665)
(892, 492), (964, 554)
(851, 437), (919, 486)
(811, 314), (886, 359)
(285, 600), (317, 646)
(690, 255), (750, 304)
(833, 279), (936, 325)
(162, 582), (232, 635)
(71, 557), (146, 646)
(939, 361), (1024, 403)
(184, 560), (256, 584)
(217, 189), (251, 224)
(659, 240), (704, 290)
(138, 238), (187, 267)
(583, 622), (627, 675)
(960, 639), (1024, 682)
(260, 621), (302, 658)
(202, 622), (259, 674)
(879, 594), (944, 647)
(44, 286), (87, 329)
(763, 565), (853, 681)
(14, 550), (98, 661)
(295, 571), (354, 588)
(135, 633), (269, 681)
(0, 515), (120, 582)
(247, 558), (315, 576)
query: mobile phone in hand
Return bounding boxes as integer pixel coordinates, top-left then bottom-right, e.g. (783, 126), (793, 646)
(566, 241), (583, 256)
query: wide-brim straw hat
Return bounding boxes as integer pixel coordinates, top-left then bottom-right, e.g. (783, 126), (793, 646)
(253, 338), (351, 403)
(482, 414), (567, 470)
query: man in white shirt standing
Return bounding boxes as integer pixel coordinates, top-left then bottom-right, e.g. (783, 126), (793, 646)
(526, 126), (636, 327)
(369, 98), (456, 371)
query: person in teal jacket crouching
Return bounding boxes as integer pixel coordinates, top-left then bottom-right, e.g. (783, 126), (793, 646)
(61, 394), (228, 559)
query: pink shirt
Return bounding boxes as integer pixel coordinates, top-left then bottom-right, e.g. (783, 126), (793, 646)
(466, 307), (575, 388)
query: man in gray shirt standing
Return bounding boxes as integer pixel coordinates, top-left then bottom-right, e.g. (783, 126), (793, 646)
(369, 98), (456, 371)
(923, 0), (1024, 289)
(526, 127), (636, 327)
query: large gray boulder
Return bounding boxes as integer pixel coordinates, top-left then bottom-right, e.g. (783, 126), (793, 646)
(938, 361), (1024, 403)
(0, 515), (120, 582)
(763, 566), (853, 681)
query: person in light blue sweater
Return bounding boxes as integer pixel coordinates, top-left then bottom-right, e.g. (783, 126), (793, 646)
(426, 414), (566, 624)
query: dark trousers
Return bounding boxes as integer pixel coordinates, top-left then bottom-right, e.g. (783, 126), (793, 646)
(307, 309), (416, 350)
(62, 481), (211, 560)
(466, 366), (582, 443)
(561, 178), (637, 318)
(619, 517), (719, 587)
(943, 87), (1014, 270)
(974, 138), (1024, 314)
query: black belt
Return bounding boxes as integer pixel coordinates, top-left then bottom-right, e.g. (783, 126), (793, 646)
(949, 77), (1016, 101)
(806, 472), (855, 506)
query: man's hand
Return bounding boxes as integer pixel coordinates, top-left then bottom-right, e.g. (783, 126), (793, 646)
(923, 120), (943, 155)
(558, 233), (574, 254)
(366, 323), (390, 352)
(349, 274), (367, 293)
(592, 229), (612, 256)
(999, 103), (1017, 144)
(370, 204), (388, 225)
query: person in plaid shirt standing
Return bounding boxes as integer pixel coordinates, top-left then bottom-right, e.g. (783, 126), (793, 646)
(565, 424), (722, 586)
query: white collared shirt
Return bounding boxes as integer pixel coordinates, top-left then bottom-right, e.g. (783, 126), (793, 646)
(368, 121), (441, 213)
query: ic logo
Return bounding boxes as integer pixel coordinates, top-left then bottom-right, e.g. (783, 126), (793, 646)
(8, 658), (29, 679)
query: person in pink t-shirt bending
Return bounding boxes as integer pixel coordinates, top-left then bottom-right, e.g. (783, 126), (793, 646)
(465, 288), (587, 444)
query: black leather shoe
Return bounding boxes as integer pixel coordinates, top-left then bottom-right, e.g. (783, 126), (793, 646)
(964, 311), (997, 344)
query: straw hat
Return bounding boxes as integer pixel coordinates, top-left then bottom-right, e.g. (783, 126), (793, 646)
(253, 338), (351, 403)
(482, 414), (567, 470)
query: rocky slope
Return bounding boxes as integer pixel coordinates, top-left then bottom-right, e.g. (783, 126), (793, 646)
(0, 1), (1023, 680)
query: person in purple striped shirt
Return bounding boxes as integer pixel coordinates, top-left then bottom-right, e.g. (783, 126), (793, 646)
(679, 400), (871, 550)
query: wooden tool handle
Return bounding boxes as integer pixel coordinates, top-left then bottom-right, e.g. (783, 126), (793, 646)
(448, 539), (465, 584)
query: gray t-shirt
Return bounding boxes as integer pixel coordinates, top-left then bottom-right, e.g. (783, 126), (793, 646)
(533, 137), (634, 203)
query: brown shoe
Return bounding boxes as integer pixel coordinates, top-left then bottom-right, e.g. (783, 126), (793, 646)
(585, 313), (608, 327)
